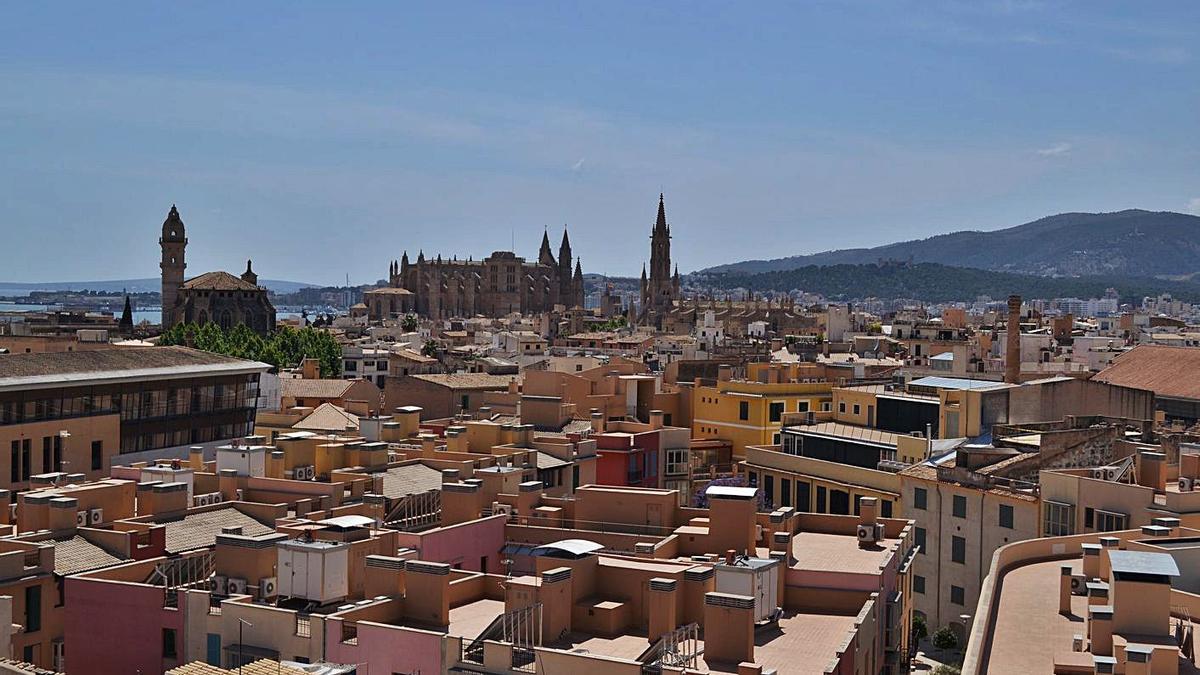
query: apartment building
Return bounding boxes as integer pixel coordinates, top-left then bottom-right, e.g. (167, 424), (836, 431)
(692, 364), (834, 457)
(0, 346), (269, 490)
(339, 345), (388, 388)
(742, 443), (903, 518)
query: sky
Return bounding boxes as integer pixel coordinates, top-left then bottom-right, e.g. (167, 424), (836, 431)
(1, 1), (1198, 286)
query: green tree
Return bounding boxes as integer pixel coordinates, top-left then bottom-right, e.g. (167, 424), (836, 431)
(157, 322), (342, 377)
(932, 626), (958, 652)
(421, 339), (439, 358)
(401, 314), (419, 332)
(912, 613), (929, 642)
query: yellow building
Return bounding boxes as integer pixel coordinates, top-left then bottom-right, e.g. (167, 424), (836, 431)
(741, 444), (902, 517)
(692, 371), (832, 458)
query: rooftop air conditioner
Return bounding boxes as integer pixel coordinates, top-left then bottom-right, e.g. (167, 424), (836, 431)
(211, 575), (228, 596)
(88, 508), (103, 525)
(227, 577), (248, 595)
(259, 576), (277, 599)
(1180, 477), (1193, 492)
(75, 511), (87, 528)
(857, 524), (879, 544)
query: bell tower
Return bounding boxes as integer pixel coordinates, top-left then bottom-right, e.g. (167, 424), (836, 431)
(160, 205), (187, 328)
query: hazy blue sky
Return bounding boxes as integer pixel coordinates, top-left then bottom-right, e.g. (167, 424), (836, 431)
(1, 1), (1197, 285)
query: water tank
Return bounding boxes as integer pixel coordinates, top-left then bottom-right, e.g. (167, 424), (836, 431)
(713, 556), (781, 624)
(277, 539), (350, 604)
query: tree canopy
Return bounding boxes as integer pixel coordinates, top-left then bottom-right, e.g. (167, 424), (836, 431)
(160, 322), (342, 377)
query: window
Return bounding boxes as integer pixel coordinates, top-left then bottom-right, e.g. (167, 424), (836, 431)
(666, 448), (688, 476)
(913, 487), (928, 510)
(769, 402), (784, 422)
(1043, 501), (1074, 537)
(881, 500), (893, 518)
(1084, 507), (1095, 529)
(999, 504), (1014, 529)
(10, 440), (19, 483)
(852, 404), (860, 416)
(42, 436), (52, 474)
(738, 401), (749, 421)
(796, 401), (809, 413)
(816, 486), (827, 513)
(21, 439), (31, 481)
(950, 585), (965, 605)
(952, 494), (967, 518)
(781, 478), (791, 507)
(22, 645), (35, 665)
(915, 527), (926, 554)
(796, 481), (810, 511)
(838, 402), (846, 414)
(91, 441), (103, 471)
(764, 475), (774, 508)
(913, 575), (926, 594)
(1095, 510), (1128, 532)
(163, 627), (178, 659)
(25, 584), (41, 632)
(951, 535), (966, 564)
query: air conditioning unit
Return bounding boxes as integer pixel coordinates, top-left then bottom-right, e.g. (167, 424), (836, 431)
(857, 523), (879, 544)
(211, 492), (223, 504)
(1070, 574), (1087, 596)
(1104, 467), (1120, 482)
(1180, 477), (1193, 492)
(492, 502), (513, 517)
(76, 511), (88, 527)
(259, 576), (277, 599)
(211, 575), (229, 596)
(1090, 468), (1108, 480)
(88, 508), (103, 525)
(1073, 634), (1084, 651)
(227, 577), (248, 595)
(235, 489), (244, 501)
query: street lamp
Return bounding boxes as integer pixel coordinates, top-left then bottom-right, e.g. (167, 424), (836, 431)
(238, 618), (253, 674)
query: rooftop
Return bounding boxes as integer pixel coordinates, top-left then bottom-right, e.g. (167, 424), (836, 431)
(280, 378), (365, 400)
(408, 373), (518, 390)
(148, 506), (276, 554)
(291, 403), (359, 432)
(375, 462), (444, 500)
(786, 421), (901, 448)
(0, 346), (269, 391)
(1094, 344), (1200, 401)
(52, 534), (128, 575)
(181, 270), (262, 292)
(787, 531), (900, 575)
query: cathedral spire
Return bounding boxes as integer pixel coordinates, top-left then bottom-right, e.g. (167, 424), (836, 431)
(539, 228), (556, 266)
(654, 193), (668, 235)
(119, 295), (133, 337)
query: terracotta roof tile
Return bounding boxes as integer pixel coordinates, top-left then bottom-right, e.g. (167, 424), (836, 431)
(1093, 344), (1200, 401)
(181, 271), (262, 292)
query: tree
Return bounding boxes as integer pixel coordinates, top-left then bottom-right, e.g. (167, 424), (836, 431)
(421, 339), (439, 358)
(911, 613), (930, 643)
(401, 314), (419, 332)
(931, 626), (958, 652)
(932, 666), (961, 675)
(159, 322), (342, 377)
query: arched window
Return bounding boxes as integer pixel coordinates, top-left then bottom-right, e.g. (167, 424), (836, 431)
(197, 310), (208, 325)
(220, 310), (233, 330)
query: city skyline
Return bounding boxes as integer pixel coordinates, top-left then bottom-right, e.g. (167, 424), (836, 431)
(1, 2), (1198, 284)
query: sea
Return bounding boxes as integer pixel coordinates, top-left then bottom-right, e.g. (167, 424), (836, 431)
(0, 302), (304, 325)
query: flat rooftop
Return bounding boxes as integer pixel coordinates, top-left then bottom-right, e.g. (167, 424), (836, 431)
(982, 557), (1200, 674)
(0, 345), (269, 391)
(787, 531), (900, 575)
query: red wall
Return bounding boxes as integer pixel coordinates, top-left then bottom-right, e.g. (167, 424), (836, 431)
(65, 576), (186, 674)
(393, 515), (506, 573)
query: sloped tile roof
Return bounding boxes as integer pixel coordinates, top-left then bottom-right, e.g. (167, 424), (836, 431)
(377, 463), (444, 499)
(292, 403), (359, 432)
(181, 271), (262, 291)
(152, 507), (275, 554)
(54, 534), (127, 575)
(1093, 344), (1200, 401)
(280, 378), (356, 400)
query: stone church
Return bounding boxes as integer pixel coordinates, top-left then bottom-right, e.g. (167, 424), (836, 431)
(366, 229), (584, 320)
(159, 205), (277, 335)
(639, 194), (681, 328)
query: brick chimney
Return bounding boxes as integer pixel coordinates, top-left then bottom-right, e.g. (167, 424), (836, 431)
(1005, 295), (1022, 384)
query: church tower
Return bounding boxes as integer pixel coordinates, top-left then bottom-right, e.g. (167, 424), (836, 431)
(558, 228), (574, 305)
(642, 194), (679, 326)
(159, 205), (187, 328)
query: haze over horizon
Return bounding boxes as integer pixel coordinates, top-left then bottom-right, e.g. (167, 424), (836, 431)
(1, 1), (1197, 285)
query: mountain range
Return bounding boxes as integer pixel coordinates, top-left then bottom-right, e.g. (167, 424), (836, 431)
(700, 210), (1200, 278)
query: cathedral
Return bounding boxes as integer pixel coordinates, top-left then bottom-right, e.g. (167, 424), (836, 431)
(639, 194), (681, 328)
(159, 205), (277, 335)
(367, 230), (584, 320)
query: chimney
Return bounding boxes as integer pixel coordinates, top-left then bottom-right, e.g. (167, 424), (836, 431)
(648, 578), (679, 641)
(1059, 565), (1073, 615)
(1005, 295), (1022, 384)
(704, 592), (755, 664)
(403, 560), (452, 627)
(717, 364), (733, 382)
(301, 357), (320, 380)
(858, 496), (878, 527)
(1136, 451), (1166, 492)
(590, 410), (604, 433)
(48, 497), (79, 533)
(649, 410), (665, 430)
(1082, 543), (1101, 579)
(188, 446), (205, 470)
